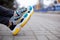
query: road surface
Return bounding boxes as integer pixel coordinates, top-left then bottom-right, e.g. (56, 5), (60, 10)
(0, 12), (60, 40)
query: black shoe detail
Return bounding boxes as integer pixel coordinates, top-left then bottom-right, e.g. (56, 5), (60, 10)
(14, 17), (20, 21)
(28, 11), (30, 13)
(21, 8), (27, 13)
(9, 23), (16, 30)
(20, 18), (24, 23)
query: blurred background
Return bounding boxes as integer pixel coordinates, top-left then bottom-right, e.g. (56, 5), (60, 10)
(0, 0), (60, 12)
(34, 0), (60, 12)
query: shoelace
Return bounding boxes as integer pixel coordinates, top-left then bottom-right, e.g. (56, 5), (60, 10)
(10, 7), (27, 25)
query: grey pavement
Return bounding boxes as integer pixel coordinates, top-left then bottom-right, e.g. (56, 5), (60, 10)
(0, 12), (60, 40)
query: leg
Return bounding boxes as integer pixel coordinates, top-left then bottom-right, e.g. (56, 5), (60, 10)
(0, 6), (15, 27)
(0, 16), (10, 26)
(0, 6), (14, 18)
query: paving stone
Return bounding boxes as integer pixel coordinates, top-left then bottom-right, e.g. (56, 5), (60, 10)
(0, 31), (12, 36)
(14, 36), (35, 40)
(2, 36), (13, 40)
(0, 24), (9, 31)
(15, 38), (36, 40)
(36, 35), (48, 40)
(0, 36), (3, 40)
(46, 32), (59, 40)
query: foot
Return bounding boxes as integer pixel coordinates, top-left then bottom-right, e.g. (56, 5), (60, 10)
(8, 6), (34, 35)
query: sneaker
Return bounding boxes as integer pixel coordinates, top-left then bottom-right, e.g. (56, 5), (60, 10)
(9, 6), (34, 35)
